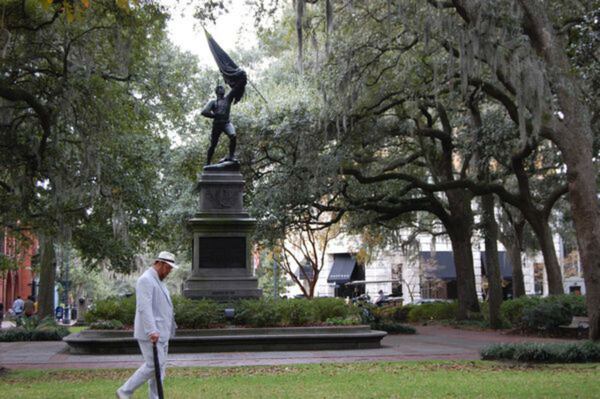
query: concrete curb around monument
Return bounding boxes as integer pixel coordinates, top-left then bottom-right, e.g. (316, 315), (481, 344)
(63, 325), (387, 354)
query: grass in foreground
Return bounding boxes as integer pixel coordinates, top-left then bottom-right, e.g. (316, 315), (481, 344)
(1, 361), (599, 398)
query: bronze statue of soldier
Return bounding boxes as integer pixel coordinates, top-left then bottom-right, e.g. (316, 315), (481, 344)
(201, 72), (246, 166)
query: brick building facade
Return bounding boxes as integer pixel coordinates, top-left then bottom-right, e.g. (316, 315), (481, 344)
(0, 229), (37, 315)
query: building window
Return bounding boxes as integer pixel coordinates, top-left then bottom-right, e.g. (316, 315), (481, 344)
(420, 277), (447, 299)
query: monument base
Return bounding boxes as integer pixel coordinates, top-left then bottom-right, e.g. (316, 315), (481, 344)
(183, 168), (262, 301)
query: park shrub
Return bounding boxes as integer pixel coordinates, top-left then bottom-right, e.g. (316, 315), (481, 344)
(233, 298), (281, 327)
(521, 300), (572, 332)
(0, 317), (69, 342)
(500, 294), (586, 331)
(277, 299), (317, 326)
(311, 297), (358, 321)
(233, 298), (361, 327)
(80, 296), (361, 328)
(545, 294), (587, 316)
(499, 296), (541, 326)
(371, 321), (416, 334)
(481, 341), (600, 363)
(89, 319), (125, 330)
(407, 302), (458, 322)
(85, 296), (136, 326)
(173, 297), (224, 329)
(372, 305), (410, 323)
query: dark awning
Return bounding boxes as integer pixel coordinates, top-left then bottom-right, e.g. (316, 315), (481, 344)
(481, 251), (513, 279)
(419, 251), (456, 280)
(296, 264), (314, 281)
(328, 254), (357, 284)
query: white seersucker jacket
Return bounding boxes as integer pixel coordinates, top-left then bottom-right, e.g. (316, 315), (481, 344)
(133, 267), (177, 342)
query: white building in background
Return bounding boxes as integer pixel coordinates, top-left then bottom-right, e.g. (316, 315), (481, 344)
(283, 230), (586, 302)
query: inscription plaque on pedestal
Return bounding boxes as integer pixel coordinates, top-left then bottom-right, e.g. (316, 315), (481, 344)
(198, 237), (246, 269)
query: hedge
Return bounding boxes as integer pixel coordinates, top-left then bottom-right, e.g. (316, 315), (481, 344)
(84, 296), (361, 328)
(85, 296), (136, 325)
(500, 294), (587, 331)
(0, 317), (70, 342)
(407, 302), (458, 322)
(233, 298), (361, 327)
(481, 341), (600, 363)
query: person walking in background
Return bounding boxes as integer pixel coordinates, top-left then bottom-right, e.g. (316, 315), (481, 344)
(13, 295), (25, 326)
(116, 251), (178, 399)
(23, 296), (35, 318)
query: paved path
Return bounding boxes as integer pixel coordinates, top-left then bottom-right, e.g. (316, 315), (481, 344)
(0, 325), (574, 370)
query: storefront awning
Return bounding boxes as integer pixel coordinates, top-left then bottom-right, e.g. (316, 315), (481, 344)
(327, 254), (357, 284)
(420, 251), (456, 280)
(481, 251), (513, 279)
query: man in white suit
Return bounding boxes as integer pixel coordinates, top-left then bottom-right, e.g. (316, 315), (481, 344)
(117, 251), (178, 399)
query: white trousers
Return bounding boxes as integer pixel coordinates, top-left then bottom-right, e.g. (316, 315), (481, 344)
(119, 340), (169, 399)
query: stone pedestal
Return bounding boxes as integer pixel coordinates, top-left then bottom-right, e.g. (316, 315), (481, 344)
(183, 166), (262, 300)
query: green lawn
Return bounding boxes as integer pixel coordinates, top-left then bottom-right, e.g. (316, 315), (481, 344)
(67, 326), (87, 334)
(1, 361), (599, 398)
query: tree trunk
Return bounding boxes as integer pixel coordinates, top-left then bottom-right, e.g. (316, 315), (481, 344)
(528, 217), (564, 295)
(37, 234), (56, 319)
(447, 221), (480, 320)
(506, 240), (526, 298)
(559, 143), (600, 340)
(515, 0), (600, 340)
(481, 194), (503, 328)
(499, 213), (526, 298)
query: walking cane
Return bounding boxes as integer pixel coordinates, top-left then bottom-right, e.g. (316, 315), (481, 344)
(152, 341), (165, 399)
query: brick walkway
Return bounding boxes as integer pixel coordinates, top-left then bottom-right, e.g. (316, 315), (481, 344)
(0, 324), (575, 370)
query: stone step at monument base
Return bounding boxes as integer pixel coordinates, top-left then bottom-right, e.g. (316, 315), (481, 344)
(184, 276), (259, 290)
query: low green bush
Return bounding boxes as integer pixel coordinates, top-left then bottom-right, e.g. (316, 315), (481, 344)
(407, 302), (458, 322)
(0, 317), (70, 342)
(500, 294), (587, 331)
(546, 294), (587, 316)
(233, 298), (361, 327)
(233, 298), (281, 327)
(521, 301), (572, 332)
(173, 297), (224, 329)
(500, 296), (541, 326)
(481, 341), (600, 363)
(85, 296), (136, 325)
(312, 298), (358, 321)
(277, 299), (316, 326)
(29, 327), (70, 341)
(81, 296), (361, 328)
(371, 321), (416, 334)
(372, 305), (410, 323)
(89, 319), (125, 330)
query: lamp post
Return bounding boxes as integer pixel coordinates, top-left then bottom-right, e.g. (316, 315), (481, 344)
(62, 243), (70, 324)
